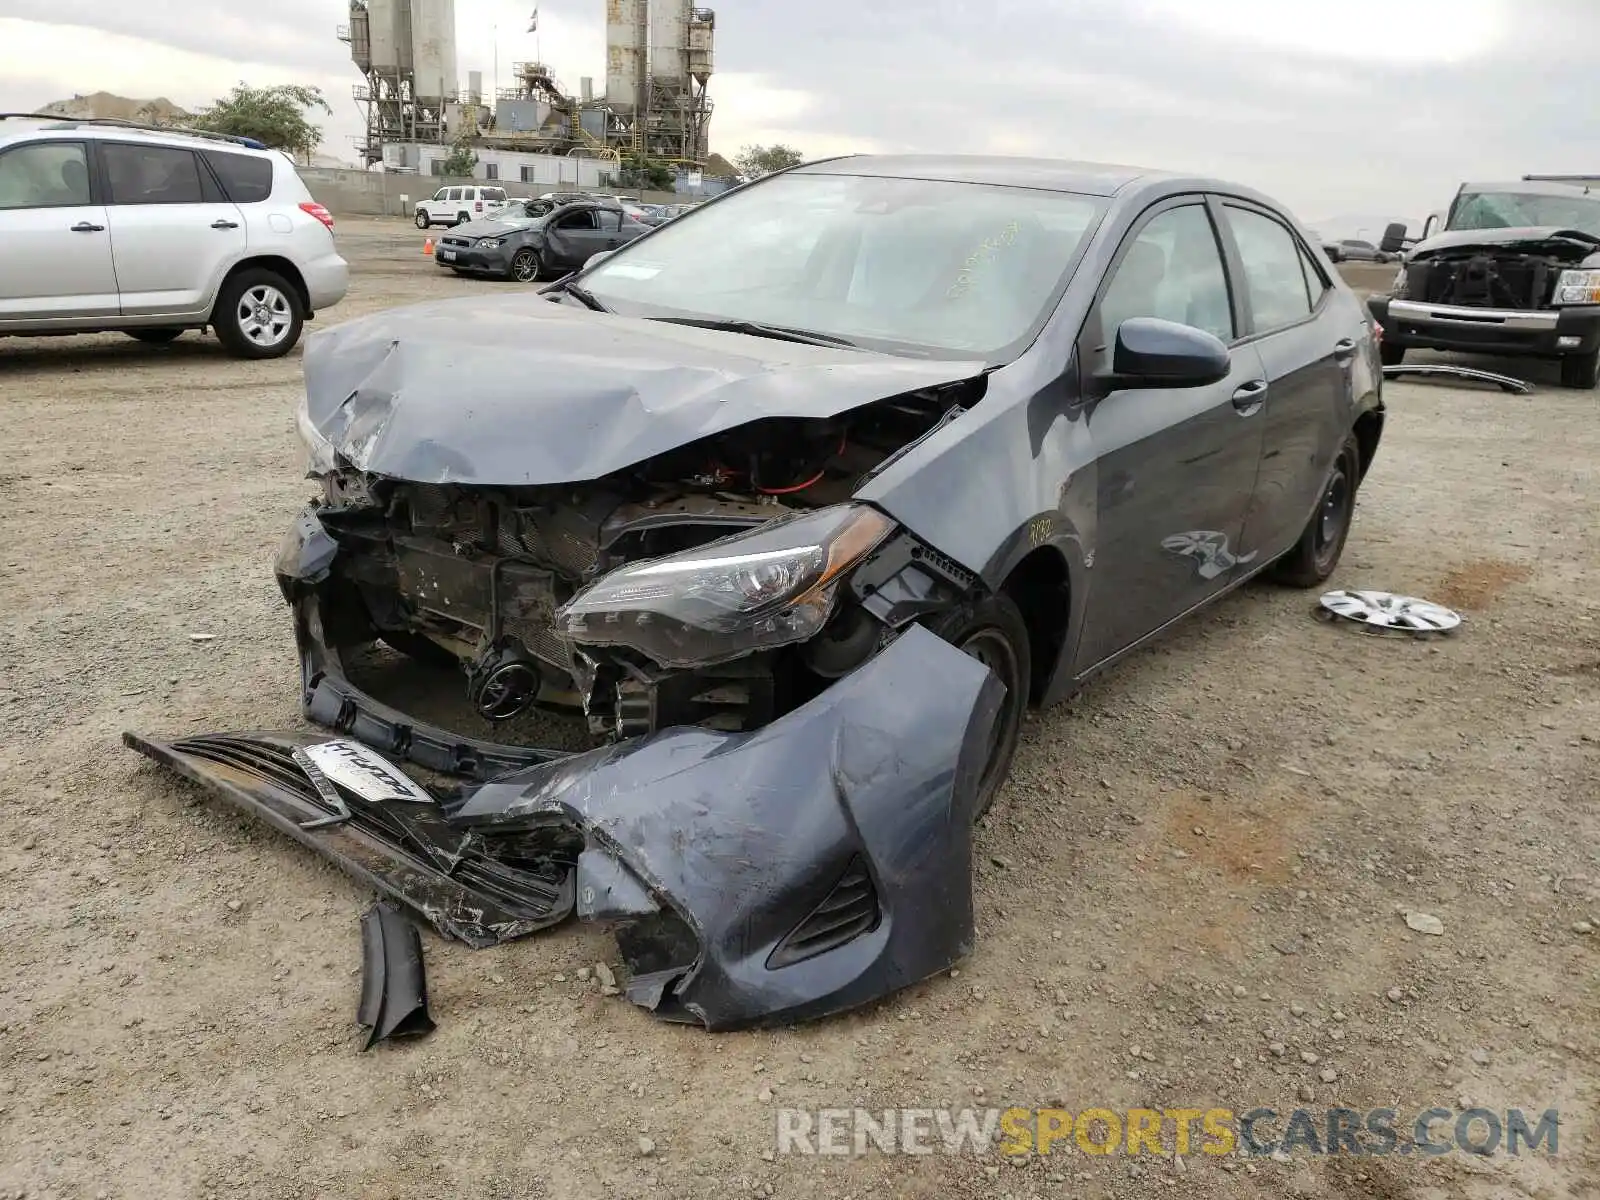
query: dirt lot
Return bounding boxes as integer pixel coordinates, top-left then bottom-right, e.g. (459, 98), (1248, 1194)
(1, 218), (1595, 1200)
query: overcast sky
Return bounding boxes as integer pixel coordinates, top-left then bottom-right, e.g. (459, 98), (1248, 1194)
(4, 0), (1597, 230)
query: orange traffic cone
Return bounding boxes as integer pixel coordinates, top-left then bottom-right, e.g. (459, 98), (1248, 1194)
(423, 236), (434, 256)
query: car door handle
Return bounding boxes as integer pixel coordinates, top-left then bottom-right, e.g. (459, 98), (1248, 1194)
(1332, 337), (1358, 361)
(1231, 380), (1269, 413)
(211, 220), (240, 230)
(70, 221), (105, 232)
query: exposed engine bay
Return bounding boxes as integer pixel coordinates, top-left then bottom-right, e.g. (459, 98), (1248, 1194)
(304, 382), (981, 744)
(1399, 229), (1600, 309)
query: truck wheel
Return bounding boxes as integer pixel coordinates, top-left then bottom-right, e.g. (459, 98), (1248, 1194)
(415, 210), (430, 228)
(212, 268), (304, 359)
(1272, 435), (1360, 588)
(925, 594), (1030, 821)
(1559, 349), (1600, 389)
(1380, 342), (1405, 367)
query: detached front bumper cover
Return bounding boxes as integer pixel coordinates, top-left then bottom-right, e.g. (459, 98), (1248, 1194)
(124, 625), (1002, 1030)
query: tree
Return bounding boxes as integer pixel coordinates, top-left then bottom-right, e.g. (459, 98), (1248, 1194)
(618, 152), (674, 192)
(440, 138), (480, 178)
(734, 144), (803, 180)
(191, 83), (331, 163)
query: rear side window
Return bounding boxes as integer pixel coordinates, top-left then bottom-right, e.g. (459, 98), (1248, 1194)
(446, 187), (462, 202)
(1223, 205), (1313, 332)
(1299, 243), (1329, 306)
(102, 144), (204, 205)
(596, 210), (622, 232)
(484, 186), (505, 200)
(0, 141), (91, 209)
(202, 150), (273, 203)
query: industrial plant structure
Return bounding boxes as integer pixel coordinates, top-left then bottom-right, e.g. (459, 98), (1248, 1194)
(339, 0), (716, 171)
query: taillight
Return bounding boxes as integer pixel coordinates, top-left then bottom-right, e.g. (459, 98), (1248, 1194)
(299, 201), (335, 230)
(1372, 320), (1384, 344)
(475, 201), (483, 211)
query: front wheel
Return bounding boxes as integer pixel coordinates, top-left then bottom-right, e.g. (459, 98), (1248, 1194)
(1559, 348), (1600, 389)
(212, 269), (304, 359)
(1380, 341), (1405, 367)
(1272, 434), (1360, 587)
(926, 593), (1030, 820)
(414, 210), (431, 229)
(509, 248), (540, 282)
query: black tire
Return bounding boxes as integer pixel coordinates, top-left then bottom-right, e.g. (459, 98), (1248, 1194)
(126, 328), (183, 345)
(509, 248), (540, 282)
(455, 211), (471, 226)
(415, 210), (431, 229)
(211, 268), (304, 360)
(925, 593), (1030, 820)
(1380, 341), (1405, 367)
(1272, 434), (1361, 588)
(1559, 348), (1600, 389)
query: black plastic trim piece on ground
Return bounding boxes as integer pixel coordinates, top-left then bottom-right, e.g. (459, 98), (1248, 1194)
(358, 901), (436, 1050)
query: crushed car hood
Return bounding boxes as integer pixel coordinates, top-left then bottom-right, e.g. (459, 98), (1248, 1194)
(300, 295), (986, 487)
(1408, 225), (1600, 261)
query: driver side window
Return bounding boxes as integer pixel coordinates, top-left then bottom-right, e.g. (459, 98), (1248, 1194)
(1098, 204), (1235, 348)
(559, 208), (598, 231)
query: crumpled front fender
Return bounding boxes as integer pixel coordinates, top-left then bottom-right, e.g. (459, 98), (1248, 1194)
(452, 624), (1004, 1029)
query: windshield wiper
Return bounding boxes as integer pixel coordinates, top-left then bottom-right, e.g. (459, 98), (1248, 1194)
(645, 316), (860, 349)
(539, 276), (609, 312)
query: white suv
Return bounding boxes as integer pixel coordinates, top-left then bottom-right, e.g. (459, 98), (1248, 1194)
(0, 115), (349, 359)
(414, 185), (508, 228)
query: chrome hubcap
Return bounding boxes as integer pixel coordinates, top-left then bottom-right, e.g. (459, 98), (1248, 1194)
(236, 284), (291, 348)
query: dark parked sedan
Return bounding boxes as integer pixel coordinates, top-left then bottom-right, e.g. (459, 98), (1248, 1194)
(436, 199), (650, 281)
(133, 155), (1384, 1031)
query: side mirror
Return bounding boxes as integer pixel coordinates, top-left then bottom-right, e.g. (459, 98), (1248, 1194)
(1379, 222), (1408, 254)
(584, 250), (615, 270)
(1098, 317), (1230, 391)
(1422, 212), (1441, 239)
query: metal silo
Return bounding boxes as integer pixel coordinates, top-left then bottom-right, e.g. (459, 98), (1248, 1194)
(687, 9), (714, 84)
(650, 0), (689, 82)
(605, 0), (645, 113)
(364, 0), (407, 72)
(410, 0), (459, 104)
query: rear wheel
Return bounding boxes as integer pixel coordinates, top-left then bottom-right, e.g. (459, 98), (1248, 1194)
(509, 248), (540, 282)
(1379, 341), (1405, 367)
(455, 211), (471, 226)
(926, 594), (1030, 820)
(126, 328), (183, 345)
(1559, 348), (1600, 389)
(1273, 435), (1360, 587)
(415, 210), (430, 229)
(212, 268), (304, 359)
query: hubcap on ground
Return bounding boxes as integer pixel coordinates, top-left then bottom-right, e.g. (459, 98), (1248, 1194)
(236, 284), (291, 348)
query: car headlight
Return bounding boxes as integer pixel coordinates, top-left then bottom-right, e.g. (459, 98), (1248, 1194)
(1390, 265), (1408, 298)
(1555, 268), (1600, 305)
(294, 393), (338, 475)
(557, 504), (896, 668)
(477, 238), (502, 249)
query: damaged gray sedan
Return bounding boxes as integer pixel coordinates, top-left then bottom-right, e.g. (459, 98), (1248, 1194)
(129, 155), (1385, 1030)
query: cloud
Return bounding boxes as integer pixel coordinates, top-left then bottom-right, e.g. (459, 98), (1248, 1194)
(5, 0), (1600, 218)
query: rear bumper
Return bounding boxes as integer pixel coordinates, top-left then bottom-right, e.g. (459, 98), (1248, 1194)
(1369, 296), (1600, 357)
(303, 252), (350, 312)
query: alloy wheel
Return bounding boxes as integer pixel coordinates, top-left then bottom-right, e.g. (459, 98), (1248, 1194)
(236, 284), (293, 349)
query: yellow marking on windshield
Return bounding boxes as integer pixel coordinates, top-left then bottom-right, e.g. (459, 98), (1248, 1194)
(946, 221), (1022, 298)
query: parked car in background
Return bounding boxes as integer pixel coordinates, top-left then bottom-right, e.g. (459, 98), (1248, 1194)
(415, 185), (509, 228)
(0, 113), (347, 358)
(1372, 179), (1600, 386)
(1336, 238), (1392, 263)
(435, 198), (651, 281)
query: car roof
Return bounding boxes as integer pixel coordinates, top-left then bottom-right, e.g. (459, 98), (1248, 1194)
(0, 113), (275, 156)
(1460, 179), (1598, 198)
(793, 153), (1186, 197)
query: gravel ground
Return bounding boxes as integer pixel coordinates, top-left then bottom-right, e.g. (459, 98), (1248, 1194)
(1, 220), (1595, 1200)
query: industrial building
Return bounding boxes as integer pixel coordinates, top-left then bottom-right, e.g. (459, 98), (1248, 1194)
(338, 0), (716, 174)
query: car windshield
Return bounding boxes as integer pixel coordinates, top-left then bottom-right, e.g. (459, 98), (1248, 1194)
(577, 171), (1107, 359)
(1449, 190), (1600, 237)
